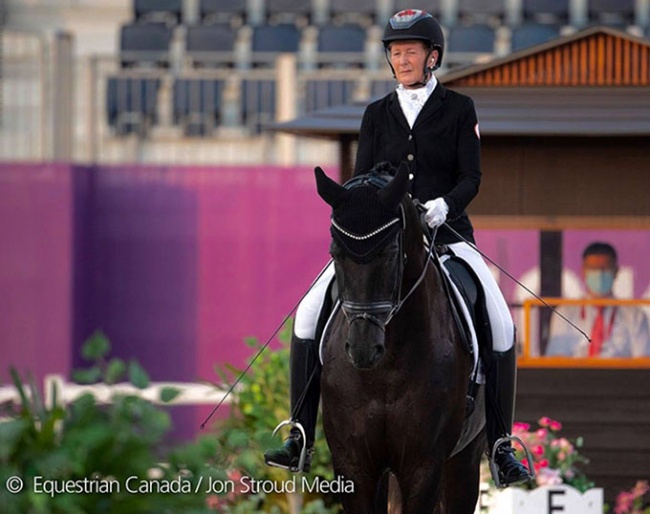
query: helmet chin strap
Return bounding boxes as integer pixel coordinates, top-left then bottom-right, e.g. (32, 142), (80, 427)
(405, 69), (432, 88)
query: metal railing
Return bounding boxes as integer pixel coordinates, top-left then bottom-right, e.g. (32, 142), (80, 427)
(0, 374), (229, 416)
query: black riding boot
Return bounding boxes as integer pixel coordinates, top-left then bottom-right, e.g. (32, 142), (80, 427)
(264, 334), (321, 472)
(486, 346), (534, 488)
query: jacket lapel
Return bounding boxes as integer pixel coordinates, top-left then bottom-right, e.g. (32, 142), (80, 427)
(412, 84), (447, 130)
(387, 92), (411, 133)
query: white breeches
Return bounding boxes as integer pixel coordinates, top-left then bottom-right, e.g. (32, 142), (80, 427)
(447, 242), (514, 352)
(294, 262), (336, 340)
(294, 241), (514, 352)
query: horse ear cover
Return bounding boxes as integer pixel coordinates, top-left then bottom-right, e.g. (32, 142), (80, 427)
(315, 166), (348, 208)
(377, 162), (409, 210)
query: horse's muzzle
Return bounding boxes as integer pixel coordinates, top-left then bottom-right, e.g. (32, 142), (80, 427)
(342, 301), (390, 369)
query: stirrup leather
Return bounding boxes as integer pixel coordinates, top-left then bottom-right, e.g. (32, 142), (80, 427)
(489, 434), (536, 489)
(268, 419), (309, 472)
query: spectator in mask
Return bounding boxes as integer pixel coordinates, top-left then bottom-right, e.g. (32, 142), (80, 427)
(547, 242), (650, 357)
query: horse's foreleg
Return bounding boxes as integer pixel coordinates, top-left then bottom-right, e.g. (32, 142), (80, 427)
(336, 471), (385, 514)
(436, 432), (486, 514)
(398, 467), (444, 514)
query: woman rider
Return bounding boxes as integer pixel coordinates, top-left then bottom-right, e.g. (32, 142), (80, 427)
(264, 9), (532, 488)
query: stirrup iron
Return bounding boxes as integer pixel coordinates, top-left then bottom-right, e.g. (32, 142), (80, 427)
(489, 434), (536, 489)
(269, 419), (308, 472)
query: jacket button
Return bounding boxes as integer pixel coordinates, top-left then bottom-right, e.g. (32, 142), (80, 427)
(407, 154), (414, 161)
(409, 174), (414, 180)
(408, 135), (413, 140)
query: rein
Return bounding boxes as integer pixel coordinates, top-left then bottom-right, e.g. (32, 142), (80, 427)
(386, 232), (435, 324)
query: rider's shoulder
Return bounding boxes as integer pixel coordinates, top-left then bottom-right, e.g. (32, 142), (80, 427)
(443, 87), (476, 109)
(367, 91), (394, 110)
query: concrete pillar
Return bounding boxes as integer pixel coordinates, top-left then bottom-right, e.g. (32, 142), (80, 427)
(52, 32), (74, 161)
(248, 0), (264, 26)
(275, 53), (298, 166)
(570, 0), (588, 28)
(636, 0), (650, 28)
(440, 0), (458, 27)
(505, 0), (523, 26)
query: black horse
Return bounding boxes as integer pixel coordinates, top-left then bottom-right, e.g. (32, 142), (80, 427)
(315, 163), (486, 514)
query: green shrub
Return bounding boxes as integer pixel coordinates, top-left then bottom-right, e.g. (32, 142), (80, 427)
(0, 327), (340, 514)
(212, 320), (340, 513)
(0, 331), (222, 514)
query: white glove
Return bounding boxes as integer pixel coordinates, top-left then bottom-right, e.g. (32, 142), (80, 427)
(423, 198), (449, 228)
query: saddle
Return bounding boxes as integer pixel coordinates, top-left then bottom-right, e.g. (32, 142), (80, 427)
(430, 245), (490, 417)
(438, 246), (493, 358)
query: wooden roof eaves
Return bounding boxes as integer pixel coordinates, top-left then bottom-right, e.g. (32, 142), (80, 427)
(440, 26), (650, 87)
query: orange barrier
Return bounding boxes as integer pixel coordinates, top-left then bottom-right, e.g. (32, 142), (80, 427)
(519, 297), (650, 368)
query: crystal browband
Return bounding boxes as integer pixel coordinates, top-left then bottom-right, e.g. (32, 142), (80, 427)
(331, 217), (401, 241)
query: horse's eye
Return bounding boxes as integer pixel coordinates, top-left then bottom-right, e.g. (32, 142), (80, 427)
(330, 242), (344, 260)
(381, 240), (399, 256)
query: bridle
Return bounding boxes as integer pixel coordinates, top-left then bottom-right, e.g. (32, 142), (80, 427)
(331, 174), (435, 331)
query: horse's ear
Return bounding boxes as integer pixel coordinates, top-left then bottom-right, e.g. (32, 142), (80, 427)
(377, 162), (409, 209)
(315, 166), (348, 208)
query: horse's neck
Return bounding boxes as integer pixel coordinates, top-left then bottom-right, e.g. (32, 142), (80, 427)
(392, 244), (457, 355)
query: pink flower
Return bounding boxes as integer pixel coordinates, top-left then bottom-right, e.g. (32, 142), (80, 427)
(514, 422), (531, 432)
(490, 415), (591, 493)
(614, 482), (650, 514)
(632, 480), (649, 497)
(206, 495), (221, 508)
(537, 467), (563, 487)
(615, 491), (634, 514)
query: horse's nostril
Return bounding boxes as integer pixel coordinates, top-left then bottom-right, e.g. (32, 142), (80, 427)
(372, 344), (385, 363)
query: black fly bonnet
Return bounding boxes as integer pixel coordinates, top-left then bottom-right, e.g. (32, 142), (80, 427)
(316, 161), (429, 328)
(329, 163), (405, 263)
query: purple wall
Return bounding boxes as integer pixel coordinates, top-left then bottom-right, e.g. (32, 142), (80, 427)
(0, 163), (332, 434)
(0, 163), (74, 384)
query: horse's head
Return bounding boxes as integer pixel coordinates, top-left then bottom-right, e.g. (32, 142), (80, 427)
(315, 162), (412, 369)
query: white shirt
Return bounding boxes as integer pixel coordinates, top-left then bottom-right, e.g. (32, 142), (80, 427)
(396, 75), (438, 128)
(547, 302), (650, 357)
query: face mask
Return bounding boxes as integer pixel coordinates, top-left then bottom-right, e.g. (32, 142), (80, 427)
(585, 270), (615, 297)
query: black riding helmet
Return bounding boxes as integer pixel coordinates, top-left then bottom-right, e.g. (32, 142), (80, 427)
(382, 9), (445, 76)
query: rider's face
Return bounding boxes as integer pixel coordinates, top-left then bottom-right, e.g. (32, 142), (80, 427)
(389, 41), (436, 88)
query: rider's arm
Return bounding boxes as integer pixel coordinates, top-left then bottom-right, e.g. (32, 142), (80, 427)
(354, 107), (375, 176)
(442, 97), (481, 220)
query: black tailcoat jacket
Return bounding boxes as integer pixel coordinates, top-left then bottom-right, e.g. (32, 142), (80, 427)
(354, 84), (481, 245)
